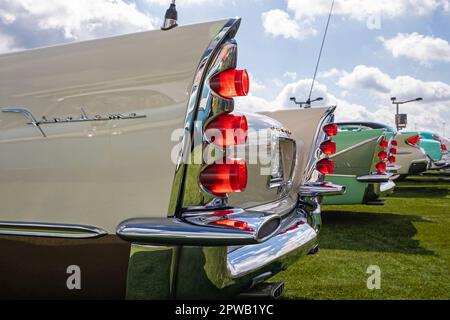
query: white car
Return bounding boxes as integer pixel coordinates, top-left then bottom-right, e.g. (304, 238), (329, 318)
(395, 133), (430, 177)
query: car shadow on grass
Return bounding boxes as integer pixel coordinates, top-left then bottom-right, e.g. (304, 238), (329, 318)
(391, 186), (449, 198)
(320, 211), (435, 255)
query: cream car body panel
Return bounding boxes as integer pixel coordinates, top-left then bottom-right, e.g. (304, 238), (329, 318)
(260, 107), (333, 184)
(0, 20), (228, 233)
(395, 133), (430, 176)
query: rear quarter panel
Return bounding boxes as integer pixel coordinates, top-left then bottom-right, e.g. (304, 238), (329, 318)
(0, 20), (229, 233)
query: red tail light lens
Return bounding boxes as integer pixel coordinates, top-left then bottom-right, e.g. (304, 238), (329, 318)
(210, 69), (250, 98)
(376, 162), (387, 172)
(205, 114), (248, 146)
(200, 159), (247, 196)
(323, 124), (338, 137)
(390, 148), (397, 155)
(378, 151), (388, 160)
(210, 219), (254, 232)
(389, 156), (396, 163)
(441, 144), (448, 152)
(320, 140), (336, 155)
(391, 140), (398, 147)
(407, 135), (420, 146)
(316, 158), (334, 174)
(379, 140), (388, 149)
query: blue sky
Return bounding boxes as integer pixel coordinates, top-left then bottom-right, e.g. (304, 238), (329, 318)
(1, 0), (449, 135)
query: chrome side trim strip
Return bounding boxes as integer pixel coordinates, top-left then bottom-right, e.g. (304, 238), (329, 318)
(356, 172), (394, 183)
(303, 106), (336, 184)
(330, 135), (380, 158)
(2, 108), (47, 137)
(0, 221), (107, 239)
(299, 182), (346, 197)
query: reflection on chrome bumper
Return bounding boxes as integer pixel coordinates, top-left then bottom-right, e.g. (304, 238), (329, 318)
(228, 220), (317, 277)
(357, 172), (395, 183)
(387, 164), (401, 172)
(380, 180), (396, 193)
(434, 160), (450, 168)
(117, 209), (281, 246)
(299, 182), (346, 197)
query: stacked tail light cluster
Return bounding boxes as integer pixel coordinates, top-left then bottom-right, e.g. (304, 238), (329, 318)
(316, 123), (338, 175)
(199, 69), (250, 197)
(376, 139), (398, 173)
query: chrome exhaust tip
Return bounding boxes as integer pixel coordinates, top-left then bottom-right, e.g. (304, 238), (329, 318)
(239, 282), (285, 300)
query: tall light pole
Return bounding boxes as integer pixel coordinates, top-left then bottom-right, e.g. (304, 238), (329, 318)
(391, 97), (423, 131)
(290, 97), (324, 109)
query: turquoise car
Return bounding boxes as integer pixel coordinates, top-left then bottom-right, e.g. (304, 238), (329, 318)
(401, 131), (449, 169)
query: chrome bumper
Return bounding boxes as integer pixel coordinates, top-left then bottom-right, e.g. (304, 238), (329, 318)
(298, 182), (346, 197)
(433, 159), (450, 168)
(379, 180), (396, 193)
(117, 209), (282, 246)
(386, 164), (401, 172)
(120, 204), (320, 299)
(228, 211), (317, 277)
(357, 172), (396, 183)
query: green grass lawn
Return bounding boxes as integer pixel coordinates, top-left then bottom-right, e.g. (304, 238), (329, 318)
(273, 172), (450, 299)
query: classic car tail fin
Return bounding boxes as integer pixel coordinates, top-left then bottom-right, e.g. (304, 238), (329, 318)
(167, 18), (257, 219)
(260, 106), (338, 185)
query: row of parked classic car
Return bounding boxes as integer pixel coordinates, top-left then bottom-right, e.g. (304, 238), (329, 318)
(0, 17), (448, 300)
(322, 123), (449, 206)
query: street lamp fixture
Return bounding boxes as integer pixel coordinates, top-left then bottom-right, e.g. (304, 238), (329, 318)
(290, 97), (324, 109)
(391, 97), (423, 131)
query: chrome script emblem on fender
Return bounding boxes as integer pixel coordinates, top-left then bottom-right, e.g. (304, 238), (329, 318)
(1, 108), (147, 138)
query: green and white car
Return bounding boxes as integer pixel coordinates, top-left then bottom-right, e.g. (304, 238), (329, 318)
(323, 122), (399, 205)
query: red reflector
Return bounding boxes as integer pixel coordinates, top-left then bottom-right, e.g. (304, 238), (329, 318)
(199, 159), (247, 196)
(391, 140), (398, 147)
(376, 162), (387, 172)
(389, 156), (396, 163)
(210, 69), (250, 98)
(407, 135), (420, 146)
(323, 124), (338, 137)
(320, 140), (336, 155)
(390, 148), (397, 155)
(316, 158), (334, 174)
(205, 114), (248, 146)
(210, 219), (254, 232)
(378, 151), (388, 160)
(379, 140), (388, 149)
(441, 144), (448, 152)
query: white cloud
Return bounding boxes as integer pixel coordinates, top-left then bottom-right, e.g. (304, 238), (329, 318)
(264, 0), (450, 40)
(0, 31), (21, 53)
(248, 73), (267, 92)
(145, 0), (222, 5)
(0, 0), (158, 44)
(337, 65), (392, 93)
(236, 68), (450, 133)
(379, 32), (450, 64)
(318, 68), (347, 79)
(335, 65), (450, 131)
(262, 9), (317, 40)
(287, 0), (450, 21)
(283, 71), (298, 81)
(337, 65), (450, 103)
